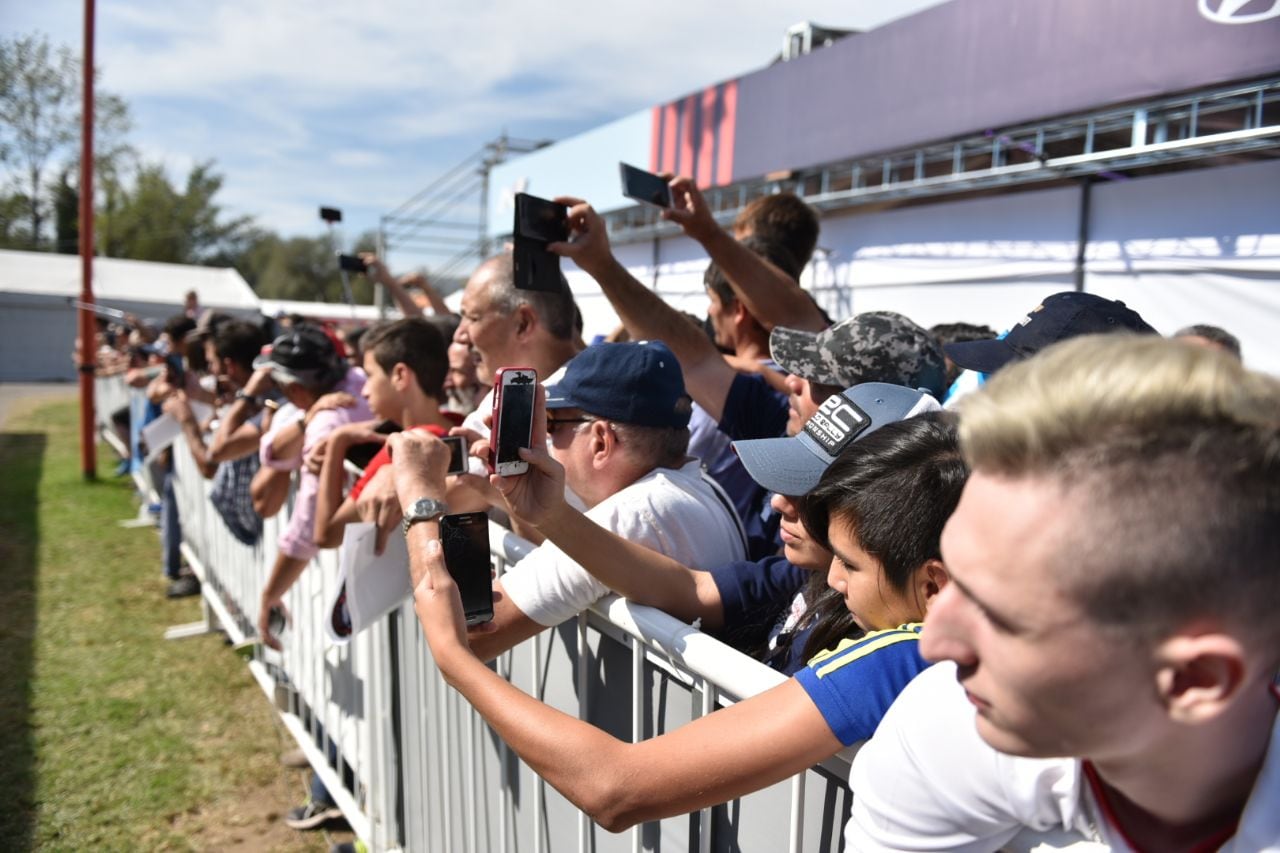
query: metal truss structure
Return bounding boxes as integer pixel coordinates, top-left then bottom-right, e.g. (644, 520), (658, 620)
(601, 76), (1280, 245)
(378, 134), (550, 287)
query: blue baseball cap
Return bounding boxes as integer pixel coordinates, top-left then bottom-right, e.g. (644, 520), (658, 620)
(545, 341), (692, 429)
(945, 292), (1156, 375)
(732, 383), (940, 496)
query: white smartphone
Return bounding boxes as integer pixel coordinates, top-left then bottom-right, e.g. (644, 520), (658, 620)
(491, 367), (537, 476)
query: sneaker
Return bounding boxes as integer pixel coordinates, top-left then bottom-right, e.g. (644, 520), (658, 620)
(330, 842), (368, 853)
(280, 748), (309, 768)
(284, 798), (343, 830)
(166, 575), (201, 598)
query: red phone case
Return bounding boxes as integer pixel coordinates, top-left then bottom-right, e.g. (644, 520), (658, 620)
(490, 367), (537, 473)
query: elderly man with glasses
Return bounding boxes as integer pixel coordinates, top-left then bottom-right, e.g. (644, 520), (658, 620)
(394, 340), (749, 661)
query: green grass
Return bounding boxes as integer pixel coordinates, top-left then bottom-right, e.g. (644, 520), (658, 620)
(0, 401), (333, 851)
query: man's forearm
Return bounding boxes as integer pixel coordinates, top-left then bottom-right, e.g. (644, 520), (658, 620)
(593, 258), (712, 360)
(209, 398), (256, 458)
(533, 501), (720, 630)
(313, 434), (352, 547)
(591, 258), (733, 420)
(700, 228), (827, 333)
(178, 417), (217, 479)
(262, 552), (309, 604)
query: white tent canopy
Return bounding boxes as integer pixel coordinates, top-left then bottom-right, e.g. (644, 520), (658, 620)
(0, 250), (261, 381)
(259, 298), (401, 324)
(0, 249), (260, 314)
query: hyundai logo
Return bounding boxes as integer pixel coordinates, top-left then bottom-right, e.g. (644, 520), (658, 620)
(1198, 0), (1280, 24)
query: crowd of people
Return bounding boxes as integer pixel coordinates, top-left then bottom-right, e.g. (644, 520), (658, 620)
(90, 173), (1274, 852)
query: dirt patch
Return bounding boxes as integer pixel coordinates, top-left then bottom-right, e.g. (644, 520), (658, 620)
(0, 384), (76, 431)
(168, 765), (355, 852)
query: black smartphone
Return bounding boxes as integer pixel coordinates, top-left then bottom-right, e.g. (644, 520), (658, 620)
(441, 434), (469, 475)
(514, 192), (569, 242)
(344, 420), (402, 469)
(619, 162), (673, 208)
(512, 193), (568, 293)
(439, 512), (494, 625)
(491, 367), (536, 476)
(337, 252), (368, 273)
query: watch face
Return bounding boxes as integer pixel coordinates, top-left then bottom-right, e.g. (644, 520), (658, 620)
(413, 499), (443, 516)
(404, 498), (447, 534)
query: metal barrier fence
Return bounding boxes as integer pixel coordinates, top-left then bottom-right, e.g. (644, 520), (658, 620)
(95, 376), (857, 852)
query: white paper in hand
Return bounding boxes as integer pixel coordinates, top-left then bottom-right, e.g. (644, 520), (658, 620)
(142, 400), (214, 463)
(325, 522), (412, 645)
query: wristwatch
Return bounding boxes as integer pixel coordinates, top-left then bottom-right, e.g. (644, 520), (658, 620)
(402, 497), (449, 535)
(234, 389), (262, 406)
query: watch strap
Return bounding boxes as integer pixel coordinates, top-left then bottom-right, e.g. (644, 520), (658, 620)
(402, 497), (448, 535)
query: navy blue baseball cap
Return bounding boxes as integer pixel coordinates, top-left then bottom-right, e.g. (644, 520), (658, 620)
(733, 383), (940, 496)
(545, 341), (692, 428)
(945, 292), (1157, 375)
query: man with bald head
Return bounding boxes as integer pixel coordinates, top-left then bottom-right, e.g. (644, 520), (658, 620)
(355, 253), (582, 530)
(456, 253), (580, 403)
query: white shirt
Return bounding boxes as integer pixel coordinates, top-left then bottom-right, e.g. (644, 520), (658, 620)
(847, 662), (1280, 852)
(501, 459), (747, 627)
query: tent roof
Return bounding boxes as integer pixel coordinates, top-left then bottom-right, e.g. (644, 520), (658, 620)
(0, 249), (260, 311)
(258, 298), (402, 323)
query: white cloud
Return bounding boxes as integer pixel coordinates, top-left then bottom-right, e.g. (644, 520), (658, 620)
(329, 149), (385, 169)
(5, 0), (949, 240)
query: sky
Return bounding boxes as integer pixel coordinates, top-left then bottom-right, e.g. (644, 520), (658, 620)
(4, 0), (946, 267)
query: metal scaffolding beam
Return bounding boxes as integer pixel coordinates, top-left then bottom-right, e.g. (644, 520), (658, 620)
(379, 133), (551, 288)
(601, 77), (1280, 245)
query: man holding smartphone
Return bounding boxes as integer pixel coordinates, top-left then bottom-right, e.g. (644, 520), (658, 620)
(353, 253), (582, 539)
(391, 340), (748, 662)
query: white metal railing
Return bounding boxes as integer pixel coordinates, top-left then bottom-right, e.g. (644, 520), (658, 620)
(97, 375), (857, 852)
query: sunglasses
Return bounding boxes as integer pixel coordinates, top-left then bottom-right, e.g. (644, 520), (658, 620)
(545, 415), (597, 433)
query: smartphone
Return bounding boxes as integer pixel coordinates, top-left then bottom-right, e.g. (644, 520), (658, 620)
(512, 193), (568, 293)
(441, 434), (469, 475)
(439, 512), (495, 625)
(514, 192), (568, 243)
(491, 367), (537, 476)
(619, 162), (673, 208)
(337, 252), (368, 273)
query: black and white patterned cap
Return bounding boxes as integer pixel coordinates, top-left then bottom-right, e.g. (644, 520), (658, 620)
(769, 311), (948, 399)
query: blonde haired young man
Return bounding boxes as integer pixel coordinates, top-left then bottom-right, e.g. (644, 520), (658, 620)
(849, 335), (1280, 851)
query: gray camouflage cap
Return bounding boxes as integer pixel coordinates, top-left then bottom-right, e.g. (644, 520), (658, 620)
(769, 311), (948, 399)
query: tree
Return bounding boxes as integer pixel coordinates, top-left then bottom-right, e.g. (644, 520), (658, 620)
(0, 32), (131, 250)
(52, 166), (78, 253)
(98, 160), (256, 265)
(241, 231), (379, 304)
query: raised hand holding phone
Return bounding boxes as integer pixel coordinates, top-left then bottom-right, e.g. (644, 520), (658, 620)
(546, 197), (617, 279)
(661, 175), (719, 243)
(619, 162), (674, 209)
(489, 382), (569, 528)
(491, 367), (538, 475)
